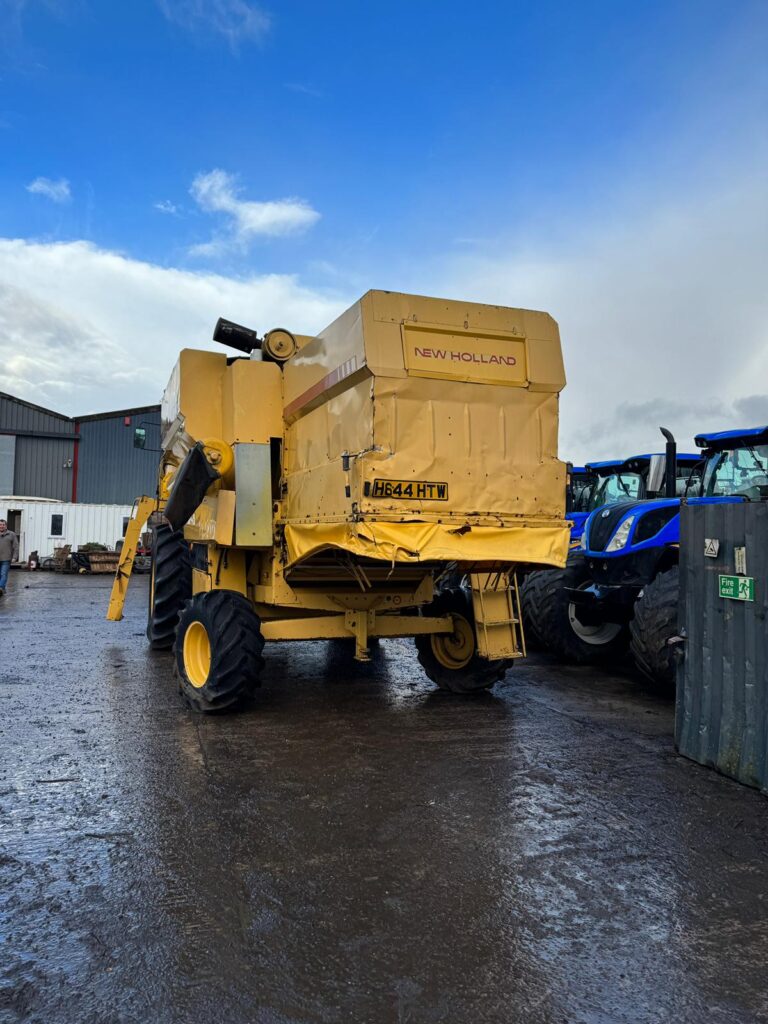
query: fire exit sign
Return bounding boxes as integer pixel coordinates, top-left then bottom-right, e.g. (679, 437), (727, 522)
(719, 574), (755, 602)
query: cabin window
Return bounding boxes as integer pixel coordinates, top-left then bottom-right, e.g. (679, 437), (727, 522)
(50, 514), (64, 537)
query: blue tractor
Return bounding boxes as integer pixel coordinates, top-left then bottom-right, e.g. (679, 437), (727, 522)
(523, 426), (768, 688)
(565, 452), (700, 544)
(521, 436), (700, 665)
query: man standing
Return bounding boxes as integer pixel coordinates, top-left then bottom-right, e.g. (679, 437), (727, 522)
(0, 519), (19, 597)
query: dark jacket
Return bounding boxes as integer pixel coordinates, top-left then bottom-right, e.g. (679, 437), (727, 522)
(0, 530), (19, 562)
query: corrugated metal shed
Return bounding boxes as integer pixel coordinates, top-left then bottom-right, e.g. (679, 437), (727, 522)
(0, 392), (161, 504)
(76, 406), (161, 505)
(0, 392), (75, 500)
(676, 501), (768, 794)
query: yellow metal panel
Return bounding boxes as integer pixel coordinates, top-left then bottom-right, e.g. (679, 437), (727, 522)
(192, 549), (247, 595)
(215, 490), (236, 546)
(234, 444), (273, 547)
(175, 349), (227, 441)
(222, 359), (283, 443)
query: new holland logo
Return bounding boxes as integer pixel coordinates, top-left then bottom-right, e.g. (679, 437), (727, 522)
(413, 346), (516, 366)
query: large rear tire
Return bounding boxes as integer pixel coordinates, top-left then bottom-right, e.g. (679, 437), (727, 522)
(629, 566), (679, 692)
(415, 587), (512, 694)
(520, 570), (549, 650)
(175, 590), (265, 713)
(526, 559), (629, 665)
(147, 525), (192, 650)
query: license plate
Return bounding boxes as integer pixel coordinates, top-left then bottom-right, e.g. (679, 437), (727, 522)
(371, 479), (449, 501)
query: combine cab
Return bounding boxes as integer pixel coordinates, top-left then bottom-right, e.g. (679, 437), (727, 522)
(108, 291), (571, 711)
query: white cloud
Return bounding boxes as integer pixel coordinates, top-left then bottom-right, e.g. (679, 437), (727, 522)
(26, 176), (71, 203)
(189, 168), (320, 255)
(157, 0), (270, 48)
(428, 170), (768, 463)
(0, 238), (347, 416)
(154, 199), (179, 215)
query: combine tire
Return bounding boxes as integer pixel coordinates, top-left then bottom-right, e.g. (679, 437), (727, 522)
(415, 587), (512, 694)
(147, 525), (192, 650)
(630, 567), (679, 693)
(175, 590), (264, 713)
(527, 560), (628, 664)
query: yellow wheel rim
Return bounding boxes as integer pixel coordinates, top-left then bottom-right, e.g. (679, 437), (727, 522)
(183, 621), (211, 688)
(432, 613), (475, 670)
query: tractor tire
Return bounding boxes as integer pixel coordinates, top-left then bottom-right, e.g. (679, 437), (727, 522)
(630, 566), (680, 693)
(414, 587), (512, 694)
(520, 570), (550, 650)
(174, 590), (265, 713)
(146, 525), (192, 650)
(528, 559), (629, 665)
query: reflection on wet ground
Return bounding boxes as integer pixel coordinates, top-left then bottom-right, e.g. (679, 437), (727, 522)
(1, 574), (767, 1023)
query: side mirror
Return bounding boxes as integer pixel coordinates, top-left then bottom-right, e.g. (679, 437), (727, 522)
(133, 427), (147, 449)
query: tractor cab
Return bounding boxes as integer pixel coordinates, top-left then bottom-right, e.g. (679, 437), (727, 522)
(567, 452), (699, 545)
(693, 426), (768, 501)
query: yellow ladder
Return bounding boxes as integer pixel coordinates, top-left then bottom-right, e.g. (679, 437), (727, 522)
(469, 571), (526, 660)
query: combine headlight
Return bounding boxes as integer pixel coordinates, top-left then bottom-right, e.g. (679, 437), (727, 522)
(605, 515), (635, 552)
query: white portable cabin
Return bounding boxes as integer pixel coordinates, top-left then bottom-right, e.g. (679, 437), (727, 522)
(0, 498), (134, 562)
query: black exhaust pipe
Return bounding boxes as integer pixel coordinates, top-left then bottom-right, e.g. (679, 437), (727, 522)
(213, 317), (262, 354)
(660, 427), (676, 498)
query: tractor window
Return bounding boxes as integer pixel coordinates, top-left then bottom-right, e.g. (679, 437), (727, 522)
(589, 472), (643, 509)
(703, 445), (768, 499)
(572, 479), (594, 512)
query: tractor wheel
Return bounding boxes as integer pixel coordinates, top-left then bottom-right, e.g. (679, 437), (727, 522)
(146, 525), (192, 650)
(629, 566), (680, 693)
(530, 559), (628, 664)
(174, 590), (265, 713)
(520, 570), (549, 650)
(415, 587), (512, 694)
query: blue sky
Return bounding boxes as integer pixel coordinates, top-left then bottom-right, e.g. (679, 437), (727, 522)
(0, 0), (766, 459)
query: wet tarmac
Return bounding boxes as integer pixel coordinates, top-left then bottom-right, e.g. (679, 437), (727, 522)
(1, 573), (767, 1024)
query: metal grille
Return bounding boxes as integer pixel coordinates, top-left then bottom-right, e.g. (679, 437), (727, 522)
(587, 501), (636, 551)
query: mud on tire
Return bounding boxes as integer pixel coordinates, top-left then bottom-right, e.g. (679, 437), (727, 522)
(147, 525), (192, 650)
(414, 586), (511, 694)
(523, 557), (628, 665)
(629, 566), (679, 693)
(174, 590), (265, 713)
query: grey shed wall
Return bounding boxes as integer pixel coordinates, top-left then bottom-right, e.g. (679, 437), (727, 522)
(676, 501), (768, 793)
(0, 393), (75, 500)
(76, 409), (161, 504)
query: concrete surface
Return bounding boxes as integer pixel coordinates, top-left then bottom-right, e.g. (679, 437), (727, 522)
(1, 573), (767, 1024)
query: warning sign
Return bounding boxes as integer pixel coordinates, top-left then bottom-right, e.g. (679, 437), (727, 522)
(704, 538), (720, 558)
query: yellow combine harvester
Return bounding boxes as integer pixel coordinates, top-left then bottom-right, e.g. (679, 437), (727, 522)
(108, 290), (570, 711)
